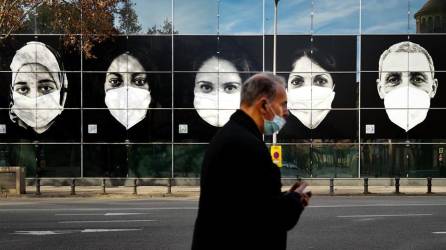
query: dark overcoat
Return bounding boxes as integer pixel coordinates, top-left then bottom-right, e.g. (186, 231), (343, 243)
(192, 110), (304, 250)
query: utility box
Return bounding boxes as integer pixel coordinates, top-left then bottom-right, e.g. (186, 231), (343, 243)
(0, 167), (26, 195)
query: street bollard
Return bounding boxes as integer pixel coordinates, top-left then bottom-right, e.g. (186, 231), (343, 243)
(363, 177), (369, 194)
(167, 178), (172, 194)
(395, 177), (400, 194)
(329, 178), (334, 195)
(71, 179), (76, 195)
(102, 178), (106, 195)
(133, 179), (138, 195)
(427, 177), (432, 194)
(35, 178), (41, 195)
(296, 176), (302, 183)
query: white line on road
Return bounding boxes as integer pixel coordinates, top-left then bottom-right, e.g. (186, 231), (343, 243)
(0, 207), (197, 212)
(12, 229), (142, 235)
(338, 213), (432, 218)
(433, 232), (446, 234)
(59, 219), (157, 224)
(13, 230), (74, 235)
(81, 229), (142, 233)
(55, 213), (150, 216)
(310, 203), (446, 208)
(104, 213), (149, 216)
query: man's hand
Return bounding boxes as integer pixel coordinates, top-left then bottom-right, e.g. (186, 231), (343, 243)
(289, 181), (311, 207)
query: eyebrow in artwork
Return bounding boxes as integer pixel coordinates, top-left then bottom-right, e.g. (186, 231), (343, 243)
(410, 72), (427, 79)
(108, 72), (123, 78)
(38, 79), (56, 84)
(196, 80), (213, 85)
(385, 72), (401, 81)
(132, 73), (146, 79)
(14, 81), (27, 86)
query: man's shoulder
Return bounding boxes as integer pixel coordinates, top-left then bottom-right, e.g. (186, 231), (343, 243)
(213, 119), (261, 146)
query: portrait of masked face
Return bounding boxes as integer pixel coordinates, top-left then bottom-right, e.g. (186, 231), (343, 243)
(377, 41), (438, 132)
(9, 41), (68, 134)
(287, 53), (335, 129)
(104, 52), (151, 130)
(193, 56), (242, 127)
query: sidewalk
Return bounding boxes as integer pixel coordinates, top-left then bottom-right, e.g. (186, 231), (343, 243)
(2, 184), (446, 199)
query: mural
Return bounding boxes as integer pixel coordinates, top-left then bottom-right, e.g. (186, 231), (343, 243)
(276, 36), (357, 142)
(287, 48), (336, 130)
(193, 56), (242, 127)
(104, 52), (152, 130)
(377, 41), (438, 132)
(0, 34), (444, 178)
(9, 41), (67, 134)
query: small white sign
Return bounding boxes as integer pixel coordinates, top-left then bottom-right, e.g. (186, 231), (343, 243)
(365, 124), (375, 134)
(179, 124), (188, 134)
(88, 124), (97, 134)
(0, 124), (5, 134)
(440, 148), (444, 154)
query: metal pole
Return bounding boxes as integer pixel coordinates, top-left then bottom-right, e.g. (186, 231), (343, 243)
(427, 177), (432, 194)
(395, 177), (400, 194)
(273, 0), (279, 75)
(363, 177), (369, 194)
(329, 178), (334, 195)
(71, 179), (76, 195)
(133, 178), (138, 195)
(167, 178), (172, 194)
(102, 178), (106, 195)
(35, 178), (41, 196)
(272, 0), (279, 145)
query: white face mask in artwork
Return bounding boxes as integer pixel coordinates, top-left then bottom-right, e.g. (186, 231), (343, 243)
(105, 86), (151, 129)
(194, 56), (241, 127)
(194, 92), (238, 127)
(288, 86), (335, 129)
(11, 91), (63, 133)
(383, 86), (430, 131)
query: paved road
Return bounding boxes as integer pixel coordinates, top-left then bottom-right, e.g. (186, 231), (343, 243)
(0, 196), (445, 250)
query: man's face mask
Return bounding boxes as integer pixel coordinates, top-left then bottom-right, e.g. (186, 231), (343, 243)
(194, 57), (241, 127)
(263, 102), (286, 135)
(11, 91), (63, 133)
(105, 86), (151, 130)
(288, 86), (335, 129)
(383, 86), (430, 131)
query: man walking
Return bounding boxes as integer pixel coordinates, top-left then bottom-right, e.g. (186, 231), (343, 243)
(192, 73), (310, 250)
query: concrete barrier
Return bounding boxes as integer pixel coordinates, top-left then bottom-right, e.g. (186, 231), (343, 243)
(0, 167), (26, 194)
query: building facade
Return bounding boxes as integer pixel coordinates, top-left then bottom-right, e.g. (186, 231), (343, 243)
(0, 0), (445, 179)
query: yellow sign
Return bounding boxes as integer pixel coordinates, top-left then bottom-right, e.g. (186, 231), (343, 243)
(270, 145), (282, 168)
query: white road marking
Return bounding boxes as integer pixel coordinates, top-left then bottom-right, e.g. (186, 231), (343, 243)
(310, 204), (446, 208)
(81, 229), (142, 233)
(13, 230), (73, 235)
(338, 213), (432, 218)
(0, 207), (197, 212)
(432, 232), (446, 234)
(105, 213), (148, 216)
(55, 213), (149, 216)
(13, 229), (142, 235)
(59, 219), (156, 224)
(55, 214), (104, 216)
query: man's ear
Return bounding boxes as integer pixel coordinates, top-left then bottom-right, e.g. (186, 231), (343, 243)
(430, 79), (438, 98)
(257, 97), (268, 115)
(376, 79), (385, 99)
